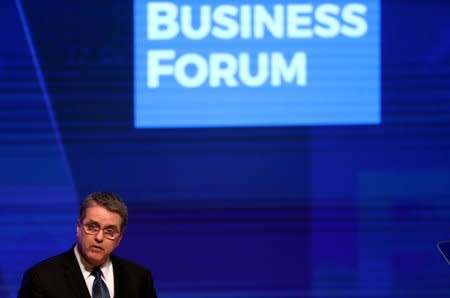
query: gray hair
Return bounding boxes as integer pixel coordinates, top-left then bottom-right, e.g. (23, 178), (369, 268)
(79, 191), (128, 231)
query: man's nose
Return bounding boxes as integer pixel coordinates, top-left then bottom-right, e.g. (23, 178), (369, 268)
(94, 229), (104, 242)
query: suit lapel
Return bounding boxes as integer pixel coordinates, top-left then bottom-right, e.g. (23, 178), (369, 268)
(112, 255), (126, 298)
(62, 249), (91, 298)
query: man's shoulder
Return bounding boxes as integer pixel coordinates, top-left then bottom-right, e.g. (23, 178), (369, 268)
(26, 249), (74, 273)
(111, 254), (151, 275)
(110, 255), (157, 297)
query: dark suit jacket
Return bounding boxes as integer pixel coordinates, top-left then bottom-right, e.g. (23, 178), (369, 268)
(18, 248), (157, 298)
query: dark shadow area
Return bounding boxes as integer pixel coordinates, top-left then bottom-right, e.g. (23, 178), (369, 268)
(0, 267), (10, 298)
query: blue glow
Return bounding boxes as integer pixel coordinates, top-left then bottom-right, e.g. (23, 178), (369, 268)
(134, 0), (381, 128)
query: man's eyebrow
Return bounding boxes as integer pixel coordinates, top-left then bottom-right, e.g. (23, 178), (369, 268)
(84, 220), (99, 225)
(83, 220), (119, 228)
(87, 222), (118, 229)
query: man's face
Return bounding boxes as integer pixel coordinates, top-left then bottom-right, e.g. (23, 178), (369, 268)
(76, 205), (123, 267)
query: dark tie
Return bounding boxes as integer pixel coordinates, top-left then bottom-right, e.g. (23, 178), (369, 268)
(92, 267), (110, 298)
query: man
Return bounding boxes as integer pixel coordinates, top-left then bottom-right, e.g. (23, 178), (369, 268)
(18, 192), (157, 298)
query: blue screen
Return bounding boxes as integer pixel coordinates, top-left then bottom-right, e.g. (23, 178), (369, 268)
(134, 0), (380, 127)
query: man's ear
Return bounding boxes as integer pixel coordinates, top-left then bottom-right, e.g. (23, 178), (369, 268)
(116, 232), (124, 246)
(76, 219), (80, 235)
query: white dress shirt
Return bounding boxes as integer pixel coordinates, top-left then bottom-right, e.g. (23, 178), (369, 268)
(74, 245), (115, 298)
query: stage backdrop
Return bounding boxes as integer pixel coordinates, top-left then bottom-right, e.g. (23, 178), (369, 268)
(1, 0), (450, 297)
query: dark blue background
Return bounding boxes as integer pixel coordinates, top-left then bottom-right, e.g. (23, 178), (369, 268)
(1, 0), (450, 297)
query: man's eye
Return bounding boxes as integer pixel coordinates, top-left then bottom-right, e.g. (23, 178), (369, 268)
(87, 224), (99, 230)
(104, 228), (115, 235)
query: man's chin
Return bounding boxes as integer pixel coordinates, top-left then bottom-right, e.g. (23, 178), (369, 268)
(86, 251), (106, 267)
